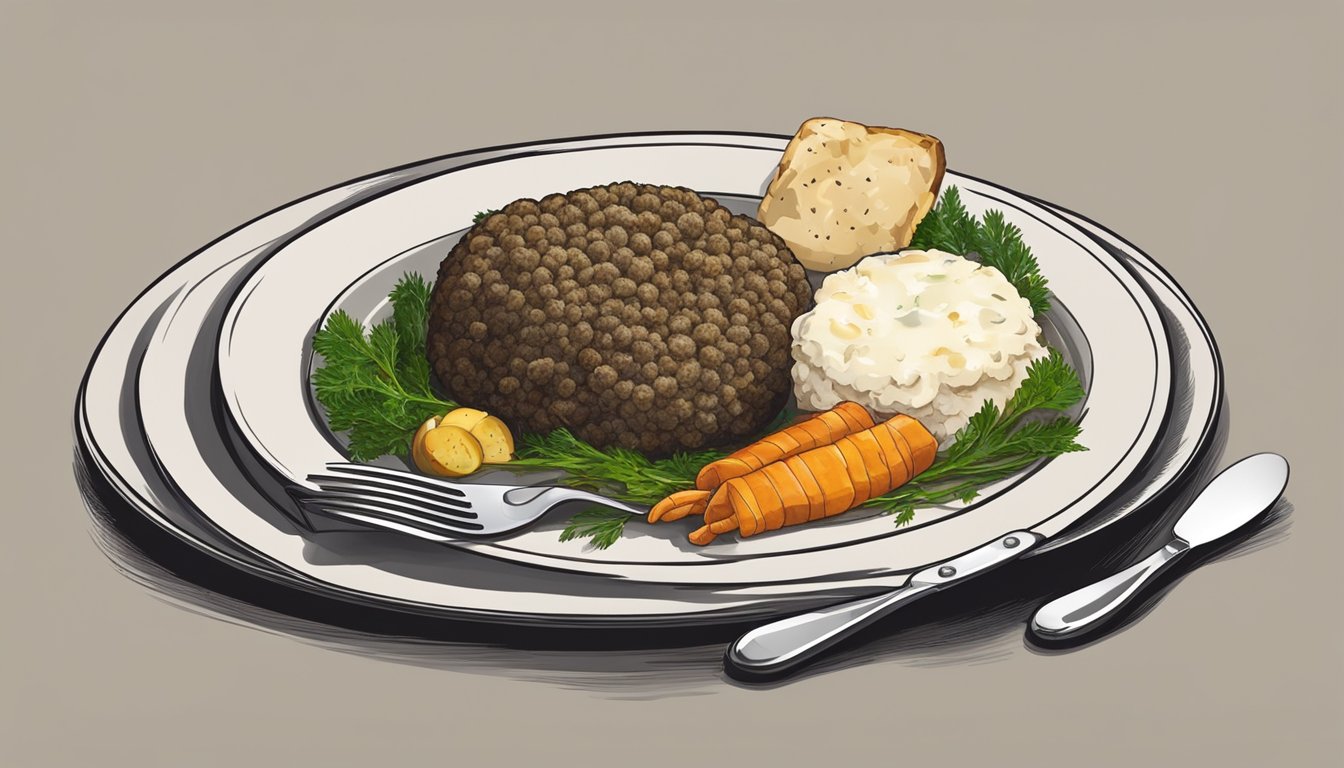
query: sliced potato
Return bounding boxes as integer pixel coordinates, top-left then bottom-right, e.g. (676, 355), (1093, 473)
(470, 415), (515, 463)
(420, 425), (484, 477)
(438, 407), (491, 432)
(410, 414), (442, 474)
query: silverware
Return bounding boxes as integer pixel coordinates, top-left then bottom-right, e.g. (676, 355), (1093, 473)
(295, 462), (644, 539)
(725, 530), (1042, 677)
(1030, 452), (1289, 639)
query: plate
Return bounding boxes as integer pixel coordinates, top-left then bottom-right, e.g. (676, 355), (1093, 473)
(216, 135), (1168, 585)
(74, 133), (1219, 625)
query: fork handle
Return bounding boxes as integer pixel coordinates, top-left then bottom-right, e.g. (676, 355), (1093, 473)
(515, 487), (645, 517)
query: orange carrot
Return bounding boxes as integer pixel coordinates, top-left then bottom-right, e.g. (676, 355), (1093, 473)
(693, 402), (874, 490)
(685, 414), (937, 545)
(646, 490), (712, 524)
(647, 402), (876, 524)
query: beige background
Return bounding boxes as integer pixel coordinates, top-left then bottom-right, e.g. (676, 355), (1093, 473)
(4, 0), (1342, 765)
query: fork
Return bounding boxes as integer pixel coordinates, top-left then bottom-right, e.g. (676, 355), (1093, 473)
(293, 462), (646, 540)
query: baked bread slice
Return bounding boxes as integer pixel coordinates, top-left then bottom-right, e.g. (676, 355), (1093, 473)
(758, 118), (946, 272)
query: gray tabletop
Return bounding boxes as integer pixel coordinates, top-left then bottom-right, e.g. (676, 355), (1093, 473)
(4, 1), (1341, 766)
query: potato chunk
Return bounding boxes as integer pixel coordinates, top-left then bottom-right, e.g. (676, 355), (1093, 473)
(470, 415), (515, 463)
(410, 414), (443, 475)
(437, 407), (490, 432)
(419, 425), (484, 477)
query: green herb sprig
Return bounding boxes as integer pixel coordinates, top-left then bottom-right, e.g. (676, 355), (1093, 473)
(868, 349), (1086, 521)
(558, 508), (633, 550)
(510, 430), (726, 550)
(311, 274), (455, 461)
(910, 186), (1051, 315)
(509, 429), (723, 504)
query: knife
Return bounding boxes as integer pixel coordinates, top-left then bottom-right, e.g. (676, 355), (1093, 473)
(1029, 452), (1289, 639)
(726, 530), (1042, 678)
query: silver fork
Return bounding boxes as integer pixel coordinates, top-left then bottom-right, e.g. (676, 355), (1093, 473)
(293, 462), (645, 540)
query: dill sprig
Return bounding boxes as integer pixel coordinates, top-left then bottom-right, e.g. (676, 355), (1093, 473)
(910, 186), (1051, 315)
(310, 273), (455, 461)
(558, 508), (632, 550)
(868, 349), (1086, 519)
(513, 412), (807, 546)
(509, 429), (723, 504)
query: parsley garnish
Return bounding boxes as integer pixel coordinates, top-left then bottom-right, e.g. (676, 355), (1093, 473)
(510, 429), (722, 504)
(511, 430), (727, 550)
(910, 186), (1051, 315)
(558, 508), (633, 551)
(868, 349), (1086, 518)
(310, 274), (455, 461)
(472, 209), (499, 223)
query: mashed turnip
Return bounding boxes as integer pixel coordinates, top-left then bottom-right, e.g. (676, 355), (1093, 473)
(790, 249), (1047, 442)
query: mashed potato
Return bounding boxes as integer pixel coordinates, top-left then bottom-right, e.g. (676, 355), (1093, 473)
(790, 249), (1047, 441)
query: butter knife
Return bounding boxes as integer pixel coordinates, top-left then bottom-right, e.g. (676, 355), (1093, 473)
(726, 530), (1041, 677)
(1030, 452), (1289, 639)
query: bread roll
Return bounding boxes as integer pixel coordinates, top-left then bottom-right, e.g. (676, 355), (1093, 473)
(758, 118), (946, 272)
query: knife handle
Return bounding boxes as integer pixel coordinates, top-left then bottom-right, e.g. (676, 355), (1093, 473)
(727, 530), (1039, 677)
(726, 582), (940, 676)
(1031, 538), (1190, 638)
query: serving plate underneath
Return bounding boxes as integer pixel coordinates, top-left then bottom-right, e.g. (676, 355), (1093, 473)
(215, 137), (1168, 585)
(74, 132), (1218, 625)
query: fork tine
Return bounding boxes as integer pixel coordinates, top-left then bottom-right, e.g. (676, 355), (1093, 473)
(301, 496), (485, 533)
(307, 475), (477, 516)
(305, 487), (479, 523)
(299, 503), (455, 542)
(322, 463), (469, 497)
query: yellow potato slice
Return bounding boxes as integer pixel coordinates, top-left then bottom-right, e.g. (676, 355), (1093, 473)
(420, 425), (484, 477)
(471, 415), (515, 463)
(410, 414), (441, 474)
(437, 407), (490, 432)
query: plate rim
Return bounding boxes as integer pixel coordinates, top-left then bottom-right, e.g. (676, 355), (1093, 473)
(1020, 191), (1225, 555)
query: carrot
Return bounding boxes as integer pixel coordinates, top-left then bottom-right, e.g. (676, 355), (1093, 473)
(685, 414), (937, 545)
(648, 402), (876, 525)
(693, 402), (874, 490)
(647, 489), (713, 523)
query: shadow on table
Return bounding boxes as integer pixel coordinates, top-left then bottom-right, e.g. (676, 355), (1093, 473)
(74, 393), (1292, 698)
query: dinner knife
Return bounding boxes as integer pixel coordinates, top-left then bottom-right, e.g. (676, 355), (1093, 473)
(1029, 452), (1289, 639)
(725, 530), (1042, 677)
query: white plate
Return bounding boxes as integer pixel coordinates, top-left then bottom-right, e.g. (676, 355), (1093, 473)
(215, 136), (1168, 585)
(74, 134), (1219, 624)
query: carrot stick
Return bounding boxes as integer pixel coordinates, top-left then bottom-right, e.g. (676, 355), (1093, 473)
(803, 444), (854, 520)
(647, 489), (713, 523)
(835, 436), (873, 508)
(870, 420), (910, 490)
(652, 402), (876, 527)
(693, 402), (875, 490)
(683, 414), (938, 545)
(760, 461), (810, 528)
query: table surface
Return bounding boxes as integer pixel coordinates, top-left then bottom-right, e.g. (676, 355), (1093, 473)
(4, 1), (1341, 765)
